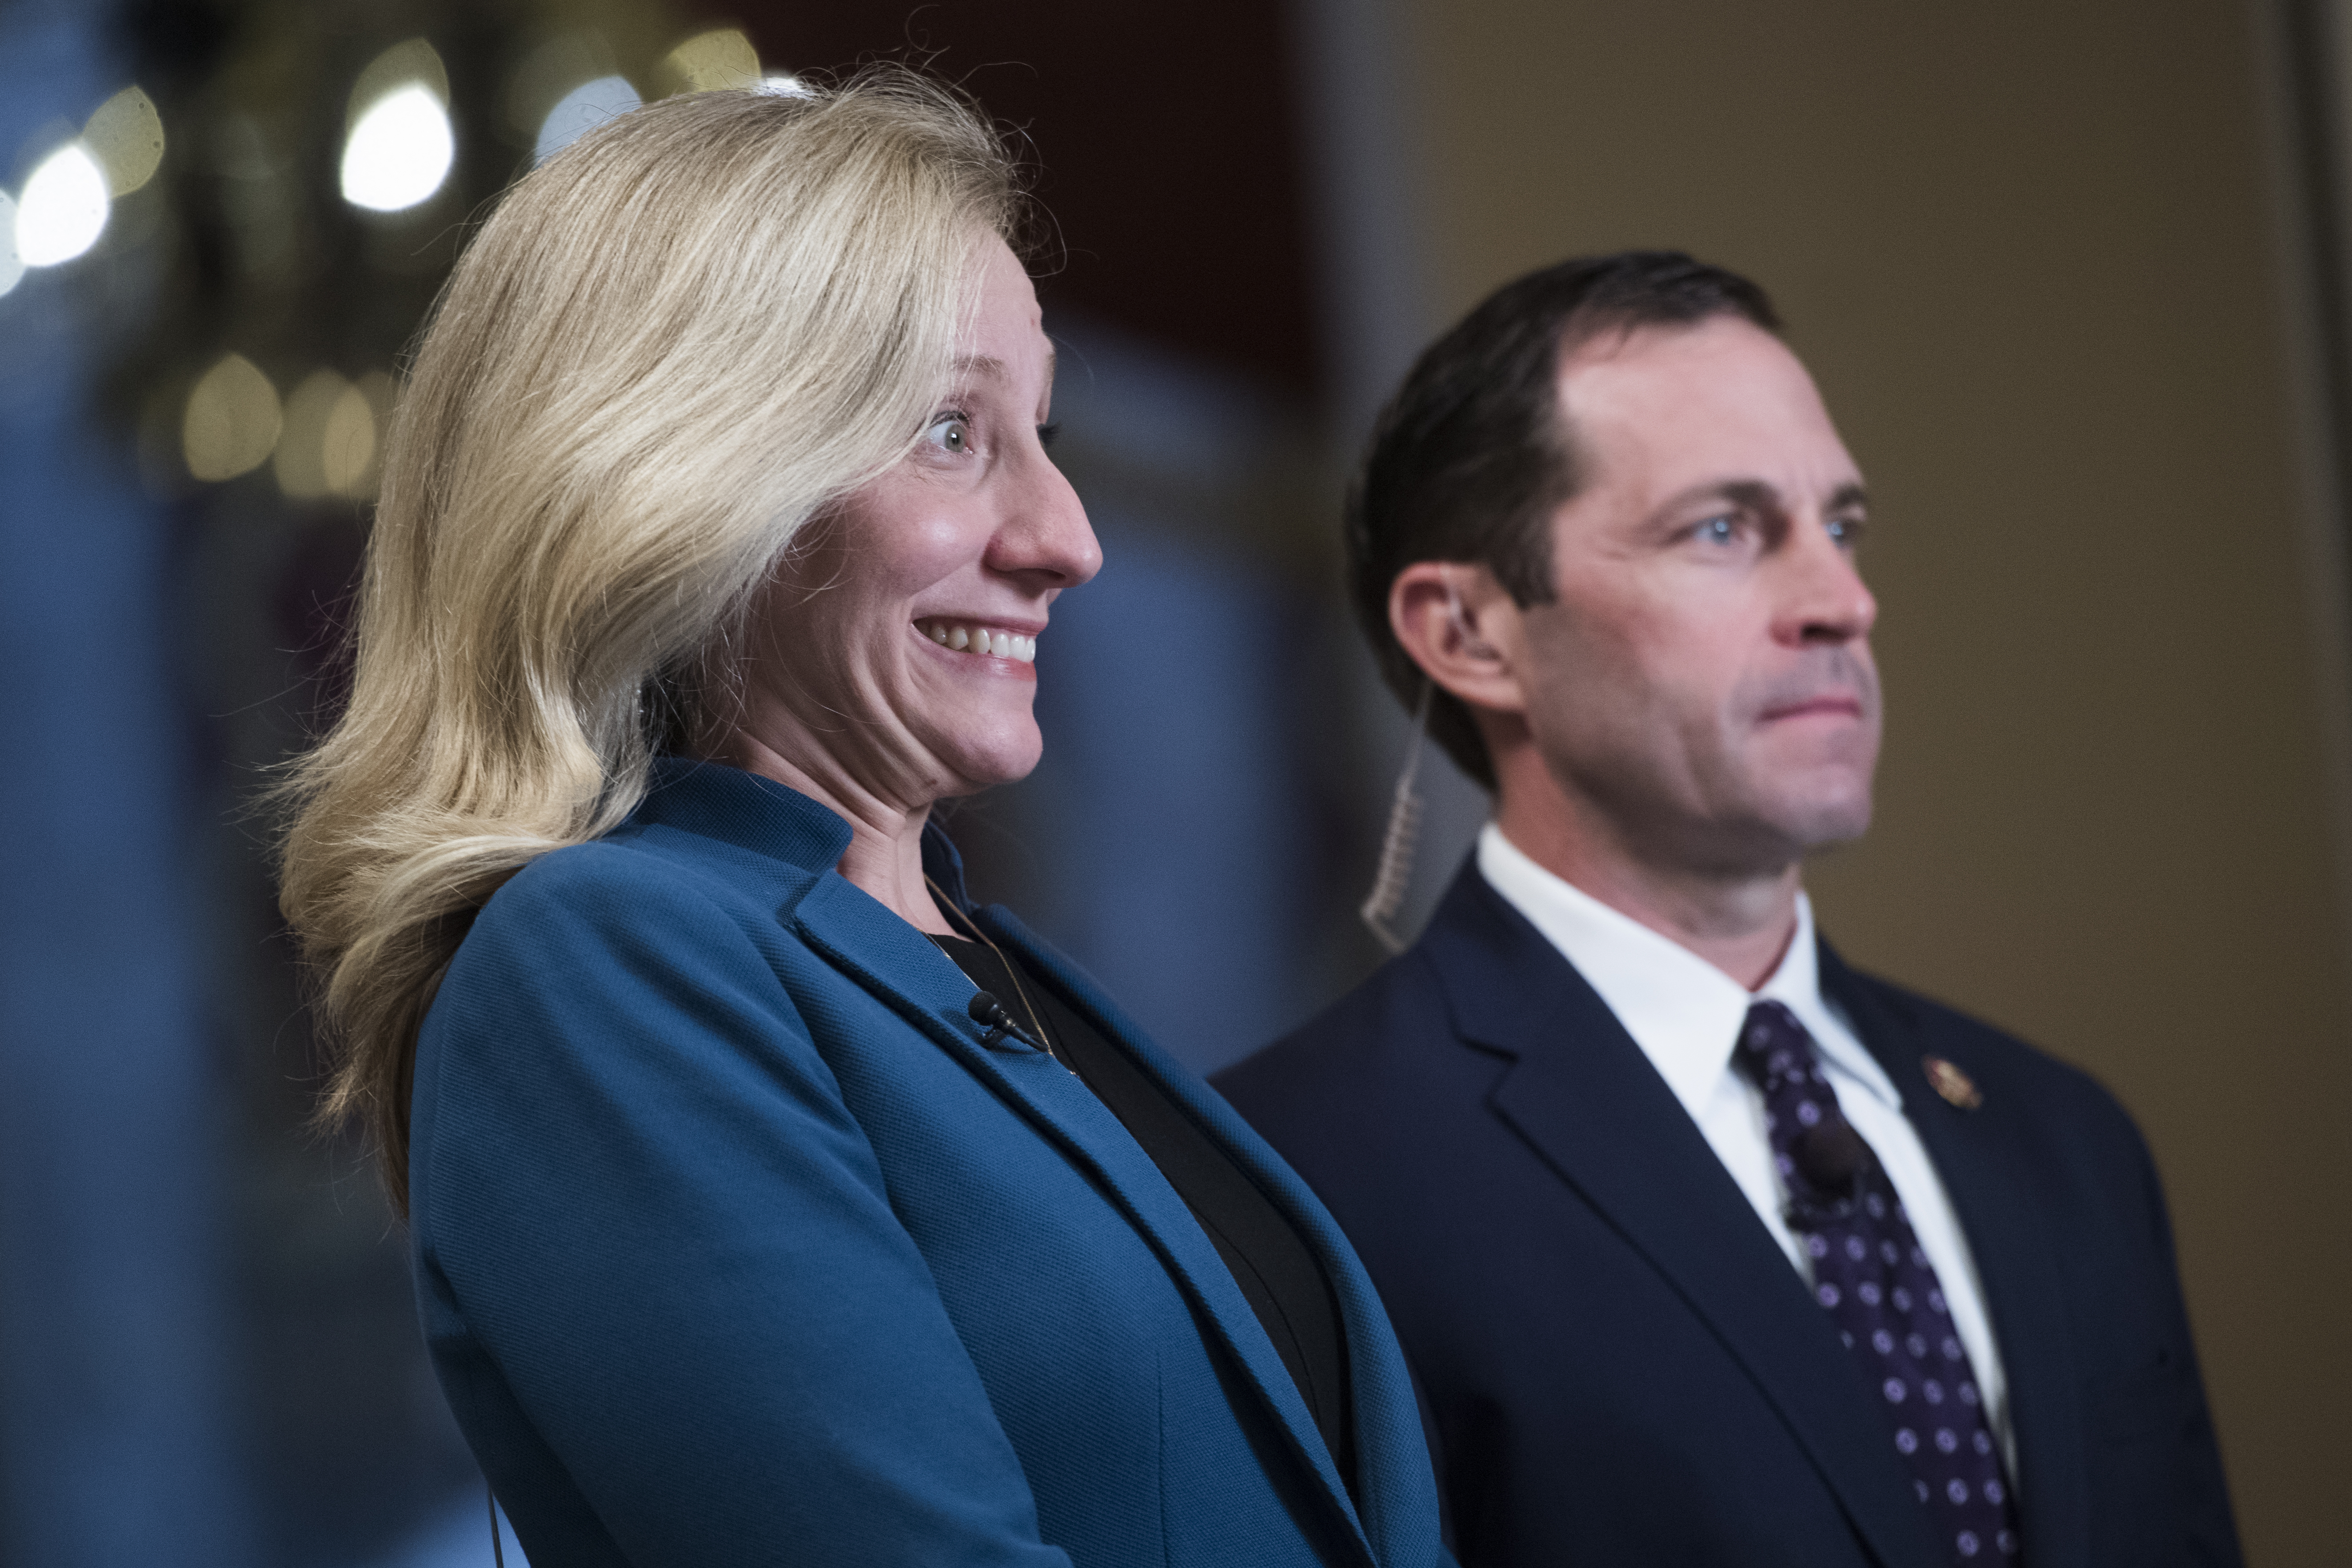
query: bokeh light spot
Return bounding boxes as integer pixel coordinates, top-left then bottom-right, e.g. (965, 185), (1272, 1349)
(341, 84), (454, 212)
(84, 85), (166, 196)
(536, 76), (643, 164)
(323, 382), (380, 498)
(347, 38), (451, 122)
(183, 354), (282, 482)
(662, 29), (760, 95)
(16, 143), (111, 267)
(275, 370), (351, 499)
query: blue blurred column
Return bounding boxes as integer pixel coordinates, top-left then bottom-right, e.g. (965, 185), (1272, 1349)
(1023, 524), (1312, 1073)
(996, 323), (1338, 1075)
(0, 5), (252, 1564)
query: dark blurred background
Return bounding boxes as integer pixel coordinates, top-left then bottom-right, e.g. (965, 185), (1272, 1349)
(1, 0), (2346, 1563)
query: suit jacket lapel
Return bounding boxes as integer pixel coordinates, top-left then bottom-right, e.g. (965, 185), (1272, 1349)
(1430, 869), (1949, 1568)
(791, 874), (1376, 1568)
(1821, 943), (2092, 1568)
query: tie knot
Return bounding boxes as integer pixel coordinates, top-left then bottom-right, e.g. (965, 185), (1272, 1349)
(1735, 1000), (1817, 1088)
(1735, 1000), (1884, 1221)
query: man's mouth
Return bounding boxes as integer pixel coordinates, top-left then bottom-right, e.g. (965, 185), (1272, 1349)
(1759, 693), (1866, 722)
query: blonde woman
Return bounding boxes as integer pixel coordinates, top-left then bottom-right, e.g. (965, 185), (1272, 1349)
(280, 72), (1444, 1568)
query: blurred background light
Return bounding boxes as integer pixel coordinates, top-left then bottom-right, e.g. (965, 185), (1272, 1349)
(182, 353), (281, 482)
(659, 28), (759, 95)
(340, 84), (453, 213)
(536, 75), (643, 163)
(0, 193), (21, 297)
(349, 37), (451, 119)
(274, 370), (351, 499)
(83, 84), (164, 195)
(328, 374), (391, 498)
(340, 41), (452, 214)
(15, 141), (109, 266)
(275, 369), (386, 500)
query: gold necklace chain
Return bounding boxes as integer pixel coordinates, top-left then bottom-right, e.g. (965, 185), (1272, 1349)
(925, 874), (1058, 1065)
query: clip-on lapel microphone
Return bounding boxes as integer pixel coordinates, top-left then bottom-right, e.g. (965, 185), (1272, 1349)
(970, 991), (1045, 1052)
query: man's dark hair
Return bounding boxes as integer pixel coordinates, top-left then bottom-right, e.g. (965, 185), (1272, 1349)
(1346, 250), (1781, 789)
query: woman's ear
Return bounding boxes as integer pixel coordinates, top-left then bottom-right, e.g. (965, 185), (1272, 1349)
(1389, 563), (1527, 716)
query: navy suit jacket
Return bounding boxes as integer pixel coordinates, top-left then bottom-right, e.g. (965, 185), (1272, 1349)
(1213, 862), (2240, 1568)
(409, 759), (1444, 1568)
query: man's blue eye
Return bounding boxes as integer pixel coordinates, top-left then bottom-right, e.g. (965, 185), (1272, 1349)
(1700, 516), (1737, 543)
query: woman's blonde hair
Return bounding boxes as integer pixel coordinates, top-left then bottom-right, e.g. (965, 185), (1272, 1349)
(279, 68), (1024, 1210)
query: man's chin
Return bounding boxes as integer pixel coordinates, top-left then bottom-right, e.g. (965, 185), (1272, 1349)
(1742, 750), (1877, 850)
(1782, 792), (1875, 854)
(1713, 779), (1874, 866)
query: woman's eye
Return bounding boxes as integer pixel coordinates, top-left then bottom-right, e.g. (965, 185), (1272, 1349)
(1697, 515), (1738, 544)
(925, 415), (972, 455)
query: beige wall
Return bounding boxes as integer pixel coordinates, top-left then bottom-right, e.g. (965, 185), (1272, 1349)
(1396, 0), (2352, 1557)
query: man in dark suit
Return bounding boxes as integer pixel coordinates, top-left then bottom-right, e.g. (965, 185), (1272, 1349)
(1214, 253), (2240, 1567)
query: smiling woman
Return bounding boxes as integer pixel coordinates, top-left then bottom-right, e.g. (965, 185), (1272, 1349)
(274, 66), (1442, 1568)
(703, 236), (1099, 928)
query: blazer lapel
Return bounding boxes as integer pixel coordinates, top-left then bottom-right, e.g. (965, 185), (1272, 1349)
(791, 874), (1376, 1568)
(983, 902), (1402, 1561)
(1431, 870), (1949, 1568)
(1821, 943), (2092, 1568)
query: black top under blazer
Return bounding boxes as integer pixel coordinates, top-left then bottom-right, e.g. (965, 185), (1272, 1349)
(1213, 862), (2242, 1568)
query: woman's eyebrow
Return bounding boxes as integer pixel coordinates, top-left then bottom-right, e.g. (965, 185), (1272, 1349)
(952, 346), (1056, 385)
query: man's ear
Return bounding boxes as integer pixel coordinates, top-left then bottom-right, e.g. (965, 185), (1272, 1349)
(1390, 562), (1528, 716)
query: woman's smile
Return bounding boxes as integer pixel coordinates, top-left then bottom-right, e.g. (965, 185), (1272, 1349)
(915, 617), (1039, 665)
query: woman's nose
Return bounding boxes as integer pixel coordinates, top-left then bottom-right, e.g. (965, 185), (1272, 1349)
(993, 455), (1102, 589)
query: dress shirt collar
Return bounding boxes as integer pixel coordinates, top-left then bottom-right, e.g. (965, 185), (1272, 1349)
(1473, 823), (1901, 1119)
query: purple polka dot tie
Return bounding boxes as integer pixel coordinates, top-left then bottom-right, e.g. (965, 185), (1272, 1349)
(1734, 1001), (2021, 1564)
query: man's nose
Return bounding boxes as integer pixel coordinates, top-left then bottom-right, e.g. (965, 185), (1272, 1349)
(1779, 518), (1877, 645)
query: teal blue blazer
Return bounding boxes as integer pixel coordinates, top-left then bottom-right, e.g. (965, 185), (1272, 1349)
(409, 758), (1444, 1568)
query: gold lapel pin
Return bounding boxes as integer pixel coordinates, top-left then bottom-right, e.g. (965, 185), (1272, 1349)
(1922, 1056), (1982, 1110)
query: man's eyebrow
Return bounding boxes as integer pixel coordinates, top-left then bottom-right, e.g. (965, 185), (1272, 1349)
(1649, 477), (1869, 521)
(1652, 478), (1785, 519)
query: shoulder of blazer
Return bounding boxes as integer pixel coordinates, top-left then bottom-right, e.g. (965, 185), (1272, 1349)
(567, 756), (853, 911)
(453, 761), (883, 1019)
(1222, 854), (1613, 1075)
(1816, 940), (2146, 1157)
(1213, 855), (1632, 1182)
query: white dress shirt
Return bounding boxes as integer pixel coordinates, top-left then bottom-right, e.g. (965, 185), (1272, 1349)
(1476, 823), (2018, 1479)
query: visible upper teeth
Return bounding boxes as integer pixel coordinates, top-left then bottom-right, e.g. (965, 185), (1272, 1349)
(921, 621), (1035, 663)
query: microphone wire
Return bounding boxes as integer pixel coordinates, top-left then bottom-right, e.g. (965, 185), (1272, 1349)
(1360, 680), (1434, 954)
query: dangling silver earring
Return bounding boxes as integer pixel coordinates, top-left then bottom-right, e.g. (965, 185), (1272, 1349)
(1360, 678), (1434, 955)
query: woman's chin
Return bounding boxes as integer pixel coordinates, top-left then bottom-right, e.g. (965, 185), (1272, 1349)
(932, 726), (1046, 797)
